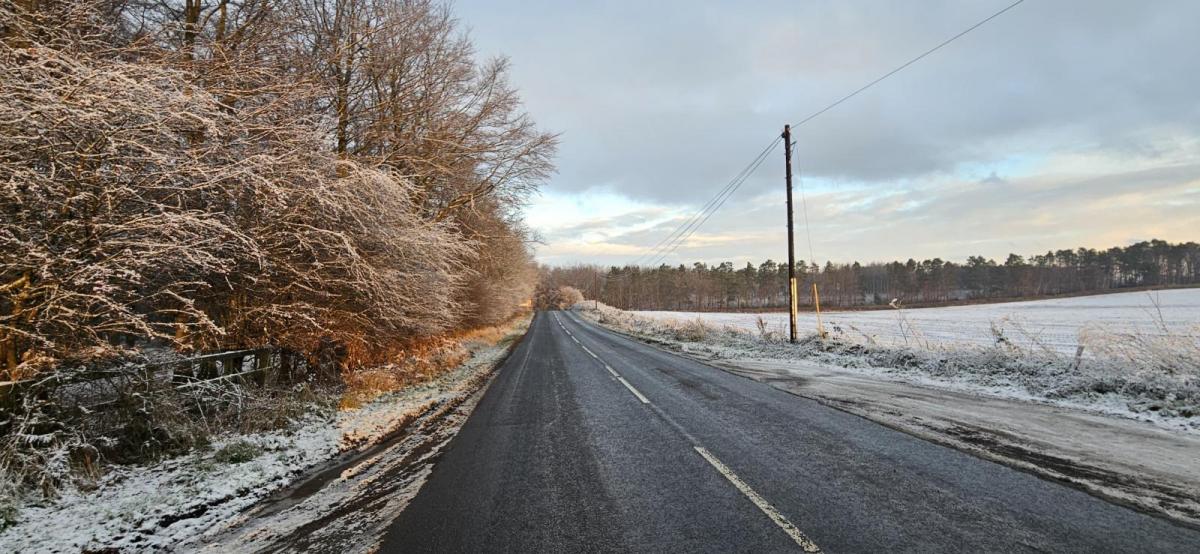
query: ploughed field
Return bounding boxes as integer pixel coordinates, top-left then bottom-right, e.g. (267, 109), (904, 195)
(637, 288), (1200, 354)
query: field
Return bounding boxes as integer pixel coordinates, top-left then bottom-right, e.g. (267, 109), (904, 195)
(582, 288), (1200, 433)
(639, 288), (1200, 354)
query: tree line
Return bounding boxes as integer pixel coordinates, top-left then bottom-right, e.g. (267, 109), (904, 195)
(541, 240), (1200, 311)
(0, 0), (554, 379)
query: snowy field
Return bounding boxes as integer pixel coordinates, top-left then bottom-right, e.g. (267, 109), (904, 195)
(582, 289), (1200, 431)
(639, 288), (1200, 354)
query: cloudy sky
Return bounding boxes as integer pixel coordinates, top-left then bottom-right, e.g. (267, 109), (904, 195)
(456, 0), (1200, 267)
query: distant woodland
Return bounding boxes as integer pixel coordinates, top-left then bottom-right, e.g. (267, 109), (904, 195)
(542, 240), (1200, 311)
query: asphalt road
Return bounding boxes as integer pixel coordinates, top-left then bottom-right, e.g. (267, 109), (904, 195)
(380, 311), (1200, 553)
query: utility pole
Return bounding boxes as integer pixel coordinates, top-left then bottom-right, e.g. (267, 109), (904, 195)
(783, 125), (798, 343)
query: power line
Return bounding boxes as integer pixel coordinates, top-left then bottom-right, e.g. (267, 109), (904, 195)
(647, 140), (780, 266)
(636, 137), (779, 266)
(645, 138), (781, 267)
(631, 135), (781, 267)
(783, 0), (1026, 267)
(628, 0), (1027, 267)
(628, 157), (751, 266)
(796, 163), (816, 267)
(790, 0), (1026, 130)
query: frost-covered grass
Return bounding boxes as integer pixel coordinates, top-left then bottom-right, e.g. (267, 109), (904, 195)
(0, 411), (342, 552)
(579, 297), (1200, 431)
(0, 315), (529, 553)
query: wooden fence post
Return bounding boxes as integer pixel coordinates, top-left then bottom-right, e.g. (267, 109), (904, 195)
(253, 349), (269, 386)
(198, 358), (217, 380)
(229, 352), (246, 382)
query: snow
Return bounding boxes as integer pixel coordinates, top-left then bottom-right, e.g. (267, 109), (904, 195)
(0, 331), (521, 553)
(714, 357), (1200, 526)
(572, 292), (1200, 526)
(0, 414), (339, 553)
(578, 290), (1200, 431)
(186, 342), (513, 553)
(638, 288), (1200, 354)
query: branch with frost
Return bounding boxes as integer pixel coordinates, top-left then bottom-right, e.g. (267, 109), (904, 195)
(1, 8), (475, 374)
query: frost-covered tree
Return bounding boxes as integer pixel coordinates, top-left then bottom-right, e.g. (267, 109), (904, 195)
(0, 2), (487, 375)
(533, 285), (583, 311)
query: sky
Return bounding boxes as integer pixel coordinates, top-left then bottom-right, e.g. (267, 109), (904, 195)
(455, 0), (1200, 267)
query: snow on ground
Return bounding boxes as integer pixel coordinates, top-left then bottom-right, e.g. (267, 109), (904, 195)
(572, 292), (1200, 525)
(712, 357), (1200, 526)
(578, 291), (1200, 431)
(186, 364), (496, 553)
(639, 288), (1200, 354)
(0, 325), (524, 553)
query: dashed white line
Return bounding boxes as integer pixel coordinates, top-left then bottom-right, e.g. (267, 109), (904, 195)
(555, 313), (647, 405)
(553, 312), (818, 551)
(615, 376), (650, 404)
(693, 446), (822, 552)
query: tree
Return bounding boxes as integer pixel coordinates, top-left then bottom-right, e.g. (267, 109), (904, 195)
(278, 0), (557, 219)
(533, 285), (583, 311)
(537, 240), (1200, 312)
(0, 0), (550, 377)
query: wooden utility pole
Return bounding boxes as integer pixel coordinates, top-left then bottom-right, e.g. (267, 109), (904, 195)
(783, 125), (798, 343)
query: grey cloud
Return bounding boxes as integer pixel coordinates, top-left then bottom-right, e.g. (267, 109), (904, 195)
(461, 0), (1200, 203)
(981, 171), (1007, 185)
(539, 208), (668, 242)
(457, 0), (1200, 266)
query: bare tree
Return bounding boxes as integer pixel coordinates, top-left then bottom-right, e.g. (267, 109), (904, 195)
(282, 0), (557, 218)
(0, 2), (483, 376)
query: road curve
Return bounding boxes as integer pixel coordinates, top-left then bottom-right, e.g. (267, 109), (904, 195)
(379, 311), (1200, 553)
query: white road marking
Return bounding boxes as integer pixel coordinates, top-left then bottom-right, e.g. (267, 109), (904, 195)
(562, 312), (817, 551)
(556, 312), (649, 404)
(693, 447), (821, 553)
(616, 376), (650, 404)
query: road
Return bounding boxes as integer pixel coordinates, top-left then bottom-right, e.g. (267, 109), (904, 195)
(379, 311), (1200, 553)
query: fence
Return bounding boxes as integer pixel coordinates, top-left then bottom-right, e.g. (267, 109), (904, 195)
(0, 347), (287, 412)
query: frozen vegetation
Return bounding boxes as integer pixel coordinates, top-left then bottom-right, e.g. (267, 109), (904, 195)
(0, 323), (525, 553)
(1, 4), (549, 551)
(579, 289), (1200, 430)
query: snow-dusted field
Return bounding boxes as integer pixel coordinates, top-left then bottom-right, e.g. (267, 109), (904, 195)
(639, 288), (1200, 353)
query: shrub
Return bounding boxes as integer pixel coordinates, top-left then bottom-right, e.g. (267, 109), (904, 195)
(533, 285), (585, 310)
(214, 441), (262, 464)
